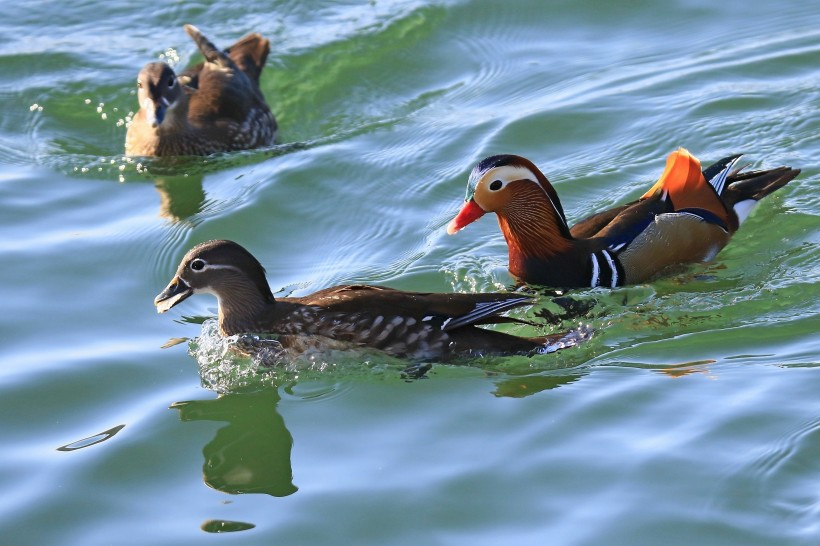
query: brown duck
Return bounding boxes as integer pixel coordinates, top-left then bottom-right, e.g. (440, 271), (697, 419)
(447, 149), (800, 288)
(154, 240), (578, 361)
(125, 25), (277, 156)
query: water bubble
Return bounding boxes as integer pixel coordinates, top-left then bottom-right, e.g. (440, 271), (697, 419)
(159, 47), (180, 66)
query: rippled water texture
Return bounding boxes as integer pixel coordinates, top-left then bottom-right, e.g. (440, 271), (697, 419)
(1, 0), (818, 544)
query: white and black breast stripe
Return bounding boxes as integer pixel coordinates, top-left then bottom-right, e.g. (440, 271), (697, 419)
(589, 250), (623, 288)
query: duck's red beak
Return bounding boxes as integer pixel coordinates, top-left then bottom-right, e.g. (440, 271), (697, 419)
(446, 199), (486, 235)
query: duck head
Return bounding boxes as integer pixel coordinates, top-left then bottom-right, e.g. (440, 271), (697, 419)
(446, 155), (573, 256)
(136, 62), (183, 128)
(447, 155), (571, 234)
(154, 240), (275, 315)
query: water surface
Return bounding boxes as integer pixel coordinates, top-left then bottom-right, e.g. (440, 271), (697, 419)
(1, 0), (818, 544)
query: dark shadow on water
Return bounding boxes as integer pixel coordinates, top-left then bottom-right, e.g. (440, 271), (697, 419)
(170, 388), (297, 497)
(491, 371), (586, 398)
(200, 519), (256, 534)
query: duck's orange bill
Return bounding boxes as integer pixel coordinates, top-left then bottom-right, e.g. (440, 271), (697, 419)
(446, 199), (486, 234)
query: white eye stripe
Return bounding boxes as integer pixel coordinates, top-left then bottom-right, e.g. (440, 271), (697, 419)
(189, 260), (244, 274)
(203, 264), (244, 273)
(487, 165), (538, 186)
(485, 165), (568, 230)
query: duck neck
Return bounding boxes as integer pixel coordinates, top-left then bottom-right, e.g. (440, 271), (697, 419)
(216, 280), (277, 336)
(496, 187), (574, 275)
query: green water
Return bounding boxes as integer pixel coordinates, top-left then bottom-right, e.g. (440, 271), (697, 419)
(1, 0), (819, 544)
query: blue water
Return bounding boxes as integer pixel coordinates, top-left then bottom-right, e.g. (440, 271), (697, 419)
(1, 0), (818, 544)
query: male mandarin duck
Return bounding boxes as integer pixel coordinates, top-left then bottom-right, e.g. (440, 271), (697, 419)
(447, 149), (800, 288)
(125, 25), (277, 157)
(154, 240), (582, 361)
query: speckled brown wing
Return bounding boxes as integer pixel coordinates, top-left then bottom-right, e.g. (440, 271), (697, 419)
(292, 284), (533, 327)
(224, 32), (270, 86)
(184, 25), (276, 147)
(187, 63), (258, 124)
(177, 31), (268, 91)
(283, 285), (546, 359)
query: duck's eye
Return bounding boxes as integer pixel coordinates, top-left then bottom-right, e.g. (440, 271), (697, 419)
(137, 80), (143, 89)
(489, 180), (503, 191)
(190, 259), (205, 271)
(168, 76), (175, 87)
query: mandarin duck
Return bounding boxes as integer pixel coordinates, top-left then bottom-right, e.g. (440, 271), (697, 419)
(155, 240), (582, 361)
(447, 149), (800, 288)
(125, 25), (277, 157)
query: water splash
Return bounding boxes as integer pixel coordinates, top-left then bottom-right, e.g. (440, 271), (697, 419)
(158, 47), (180, 67)
(535, 324), (595, 355)
(188, 319), (287, 392)
(187, 319), (407, 393)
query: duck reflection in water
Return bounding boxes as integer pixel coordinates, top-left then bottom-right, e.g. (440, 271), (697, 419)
(153, 173), (206, 222)
(171, 388), (297, 497)
(147, 141), (308, 222)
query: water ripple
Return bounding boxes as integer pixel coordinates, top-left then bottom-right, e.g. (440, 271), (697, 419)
(713, 416), (820, 537)
(1, 1), (819, 543)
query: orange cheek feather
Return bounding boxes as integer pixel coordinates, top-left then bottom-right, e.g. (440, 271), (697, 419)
(447, 199), (486, 234)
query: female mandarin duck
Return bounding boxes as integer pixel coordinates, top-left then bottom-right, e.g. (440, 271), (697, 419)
(155, 240), (579, 361)
(447, 149), (800, 288)
(125, 25), (277, 156)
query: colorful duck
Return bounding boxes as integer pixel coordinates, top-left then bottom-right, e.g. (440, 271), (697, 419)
(447, 149), (799, 288)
